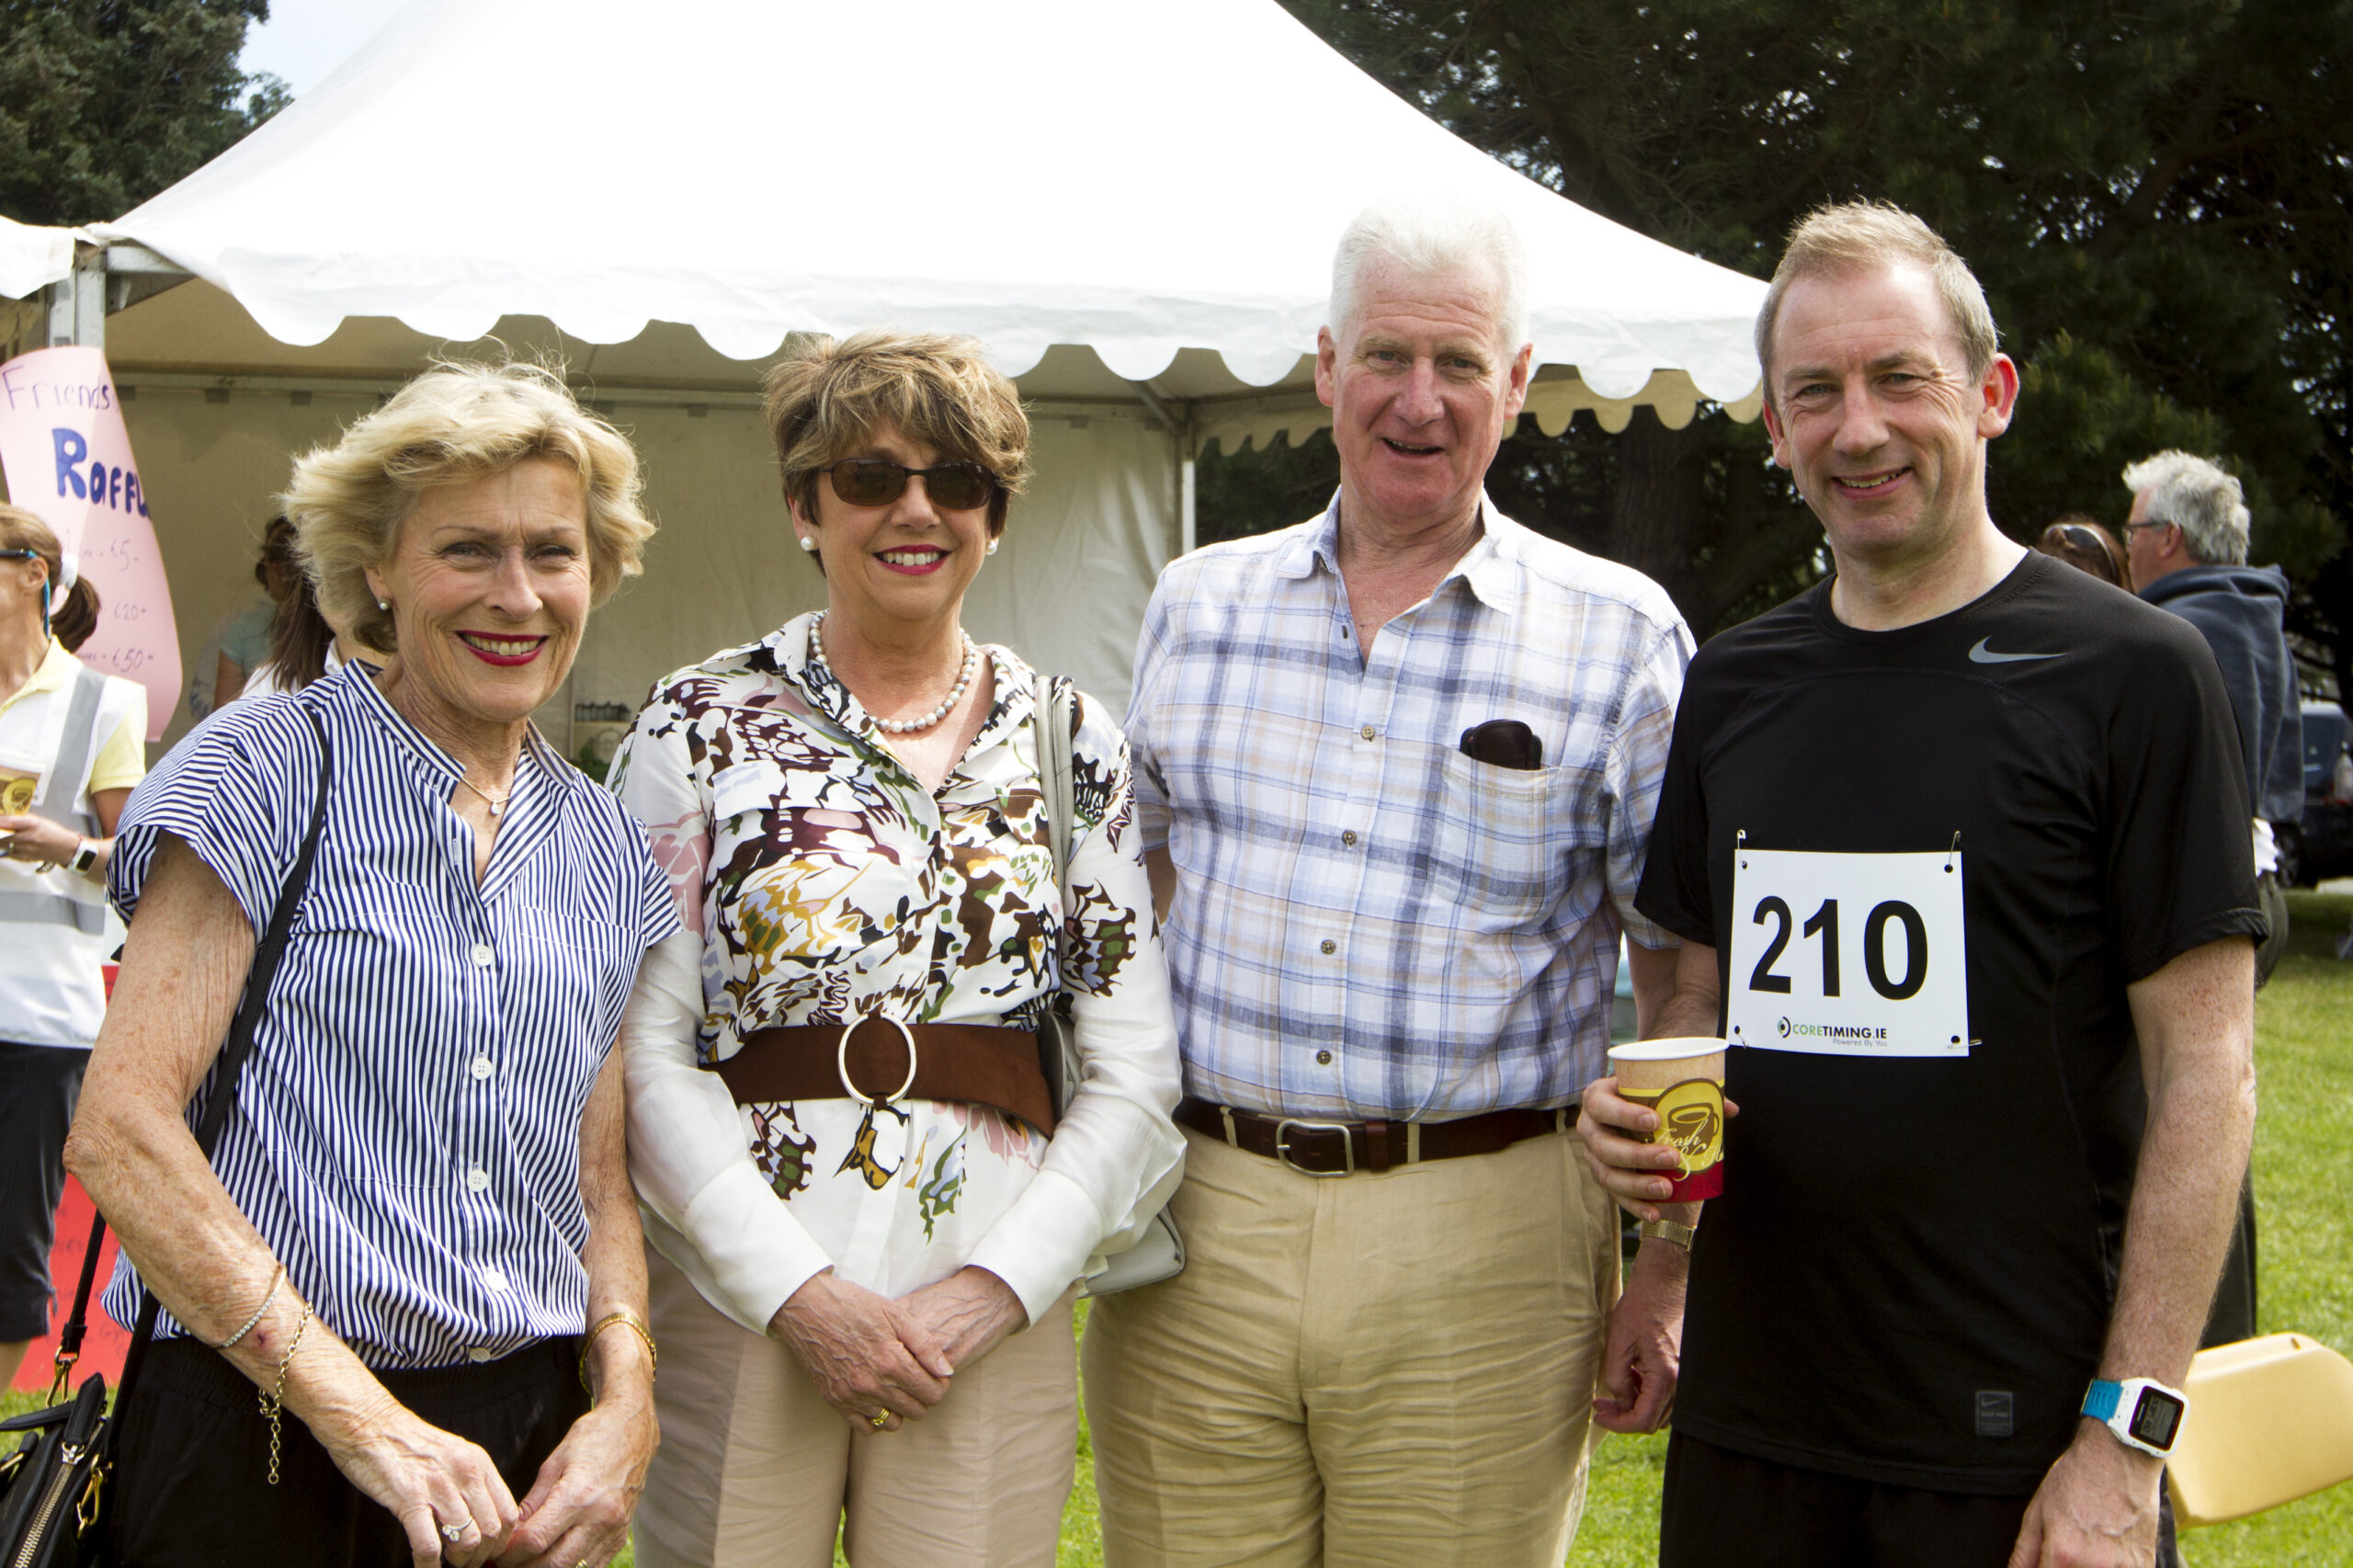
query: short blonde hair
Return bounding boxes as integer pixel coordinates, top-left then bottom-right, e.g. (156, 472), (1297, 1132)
(763, 330), (1030, 540)
(281, 360), (654, 653)
(1756, 202), (1999, 397)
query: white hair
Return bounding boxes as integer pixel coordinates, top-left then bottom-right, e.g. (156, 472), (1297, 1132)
(1328, 198), (1529, 355)
(2122, 450), (2250, 566)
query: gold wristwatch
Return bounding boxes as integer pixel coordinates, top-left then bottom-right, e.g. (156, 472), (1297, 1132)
(1637, 1217), (1696, 1250)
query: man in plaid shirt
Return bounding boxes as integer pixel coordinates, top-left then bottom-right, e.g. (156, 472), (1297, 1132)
(1084, 198), (1697, 1568)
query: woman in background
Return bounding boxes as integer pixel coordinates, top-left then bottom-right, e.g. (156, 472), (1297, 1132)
(237, 519), (372, 699)
(0, 506), (144, 1392)
(188, 517), (296, 717)
(2034, 514), (2131, 592)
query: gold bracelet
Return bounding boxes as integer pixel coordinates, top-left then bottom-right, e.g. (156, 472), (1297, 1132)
(577, 1309), (657, 1396)
(258, 1301), (313, 1486)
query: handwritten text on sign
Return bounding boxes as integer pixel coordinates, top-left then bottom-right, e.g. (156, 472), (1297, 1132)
(1725, 846), (1971, 1058)
(0, 347), (180, 739)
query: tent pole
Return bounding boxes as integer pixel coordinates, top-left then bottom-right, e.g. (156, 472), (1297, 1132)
(1180, 432), (1196, 558)
(44, 251), (106, 347)
(1127, 378), (1196, 559)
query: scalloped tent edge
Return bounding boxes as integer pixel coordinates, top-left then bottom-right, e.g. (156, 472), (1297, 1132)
(14, 0), (1773, 736)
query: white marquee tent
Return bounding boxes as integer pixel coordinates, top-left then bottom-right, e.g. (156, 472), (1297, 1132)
(5, 0), (1768, 754)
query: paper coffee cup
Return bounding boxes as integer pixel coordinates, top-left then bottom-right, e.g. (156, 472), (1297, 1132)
(1608, 1037), (1727, 1200)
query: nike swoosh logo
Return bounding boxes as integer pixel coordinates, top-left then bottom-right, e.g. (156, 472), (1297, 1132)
(1969, 637), (2063, 664)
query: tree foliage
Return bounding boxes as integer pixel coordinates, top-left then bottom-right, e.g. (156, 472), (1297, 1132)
(1220, 1), (2352, 689)
(0, 0), (285, 229)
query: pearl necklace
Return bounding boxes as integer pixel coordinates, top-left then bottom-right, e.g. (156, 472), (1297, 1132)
(813, 614), (979, 735)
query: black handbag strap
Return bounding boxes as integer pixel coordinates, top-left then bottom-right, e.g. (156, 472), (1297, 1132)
(109, 699), (333, 1421)
(44, 1210), (109, 1402)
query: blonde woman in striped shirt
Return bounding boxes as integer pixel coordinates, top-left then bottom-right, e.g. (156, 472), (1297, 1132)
(69, 362), (674, 1568)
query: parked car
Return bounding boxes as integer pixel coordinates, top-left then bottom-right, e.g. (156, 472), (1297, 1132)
(2279, 700), (2353, 887)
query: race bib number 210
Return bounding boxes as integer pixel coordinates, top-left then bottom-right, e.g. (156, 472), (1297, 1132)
(1725, 846), (1971, 1057)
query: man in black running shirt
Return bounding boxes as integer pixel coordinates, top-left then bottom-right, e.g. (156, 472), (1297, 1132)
(1577, 203), (2263, 1568)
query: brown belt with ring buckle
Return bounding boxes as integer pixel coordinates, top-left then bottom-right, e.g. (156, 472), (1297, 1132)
(710, 1018), (1057, 1132)
(1176, 1096), (1574, 1176)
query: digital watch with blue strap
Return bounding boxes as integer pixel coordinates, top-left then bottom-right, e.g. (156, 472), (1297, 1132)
(2081, 1377), (2188, 1458)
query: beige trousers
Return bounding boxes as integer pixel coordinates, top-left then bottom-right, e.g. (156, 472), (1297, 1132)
(1084, 1124), (1621, 1568)
(632, 1246), (1077, 1568)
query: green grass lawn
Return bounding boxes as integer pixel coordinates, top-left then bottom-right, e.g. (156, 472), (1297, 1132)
(16, 893), (2347, 1564)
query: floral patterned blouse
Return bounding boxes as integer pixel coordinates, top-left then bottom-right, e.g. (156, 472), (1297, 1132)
(610, 613), (1183, 1327)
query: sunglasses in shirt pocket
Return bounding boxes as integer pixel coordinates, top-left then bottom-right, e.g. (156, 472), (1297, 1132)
(1421, 739), (1552, 923)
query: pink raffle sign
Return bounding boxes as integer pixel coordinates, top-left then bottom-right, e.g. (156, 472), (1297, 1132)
(0, 346), (179, 740)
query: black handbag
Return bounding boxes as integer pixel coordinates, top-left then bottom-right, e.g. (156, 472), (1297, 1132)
(0, 1217), (114, 1567)
(0, 702), (331, 1567)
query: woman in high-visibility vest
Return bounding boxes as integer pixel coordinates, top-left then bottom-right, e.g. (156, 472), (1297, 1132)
(0, 504), (144, 1392)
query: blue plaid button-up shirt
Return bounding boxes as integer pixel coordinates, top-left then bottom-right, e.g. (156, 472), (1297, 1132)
(1128, 494), (1693, 1120)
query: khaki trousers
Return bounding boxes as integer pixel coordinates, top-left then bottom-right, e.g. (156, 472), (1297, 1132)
(632, 1246), (1077, 1568)
(1085, 1123), (1621, 1568)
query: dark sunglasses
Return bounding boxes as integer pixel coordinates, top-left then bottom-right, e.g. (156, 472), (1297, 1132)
(823, 459), (997, 513)
(2058, 525), (2109, 552)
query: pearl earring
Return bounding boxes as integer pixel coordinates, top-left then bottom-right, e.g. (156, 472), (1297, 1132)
(798, 536), (817, 552)
(377, 598), (389, 610)
(985, 539), (1000, 556)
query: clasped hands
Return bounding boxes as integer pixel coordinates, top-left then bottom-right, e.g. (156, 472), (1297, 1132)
(768, 1265), (1028, 1433)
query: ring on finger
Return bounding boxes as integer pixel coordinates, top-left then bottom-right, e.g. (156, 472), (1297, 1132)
(441, 1521), (467, 1543)
(870, 1409), (891, 1429)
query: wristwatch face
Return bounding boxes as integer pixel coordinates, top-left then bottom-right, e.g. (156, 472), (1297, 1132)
(2129, 1387), (2185, 1449)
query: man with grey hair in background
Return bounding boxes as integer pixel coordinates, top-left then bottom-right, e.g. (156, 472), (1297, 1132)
(1085, 198), (1696, 1566)
(2124, 450), (2302, 983)
(2125, 449), (2301, 1360)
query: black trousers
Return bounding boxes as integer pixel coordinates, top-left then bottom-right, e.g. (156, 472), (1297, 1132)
(109, 1335), (587, 1568)
(1659, 1429), (2181, 1568)
(0, 1040), (88, 1342)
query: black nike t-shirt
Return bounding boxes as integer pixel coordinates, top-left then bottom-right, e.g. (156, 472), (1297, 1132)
(1636, 551), (2264, 1494)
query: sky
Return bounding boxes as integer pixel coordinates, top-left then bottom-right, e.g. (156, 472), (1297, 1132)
(238, 0), (411, 97)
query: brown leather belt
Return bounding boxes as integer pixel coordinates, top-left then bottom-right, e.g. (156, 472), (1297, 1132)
(1176, 1096), (1574, 1176)
(710, 1019), (1055, 1133)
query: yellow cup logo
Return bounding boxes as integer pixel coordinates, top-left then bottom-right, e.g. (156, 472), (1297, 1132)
(1650, 1079), (1723, 1177)
(0, 772), (34, 815)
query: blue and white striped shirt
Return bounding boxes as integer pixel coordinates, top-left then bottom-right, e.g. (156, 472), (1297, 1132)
(1128, 494), (1693, 1119)
(106, 662), (677, 1367)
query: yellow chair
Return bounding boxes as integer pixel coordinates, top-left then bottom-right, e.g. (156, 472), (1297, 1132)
(2168, 1333), (2353, 1528)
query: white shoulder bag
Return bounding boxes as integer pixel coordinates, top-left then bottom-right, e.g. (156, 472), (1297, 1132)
(1032, 675), (1185, 1296)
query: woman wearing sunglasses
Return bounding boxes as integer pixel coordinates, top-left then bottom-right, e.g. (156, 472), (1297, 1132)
(611, 329), (1182, 1567)
(2034, 514), (2132, 592)
(0, 507), (142, 1398)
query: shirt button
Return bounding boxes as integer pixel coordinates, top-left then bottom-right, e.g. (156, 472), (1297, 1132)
(1341, 830), (1358, 846)
(470, 943), (494, 968)
(1320, 939), (1336, 955)
(481, 1267), (508, 1291)
(470, 1055), (494, 1081)
(467, 1346), (495, 1363)
(1359, 725), (1377, 741)
(465, 1166), (490, 1192)
(1315, 1050), (1333, 1065)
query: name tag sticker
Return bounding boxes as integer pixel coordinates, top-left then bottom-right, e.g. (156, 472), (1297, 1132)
(1726, 846), (1970, 1057)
